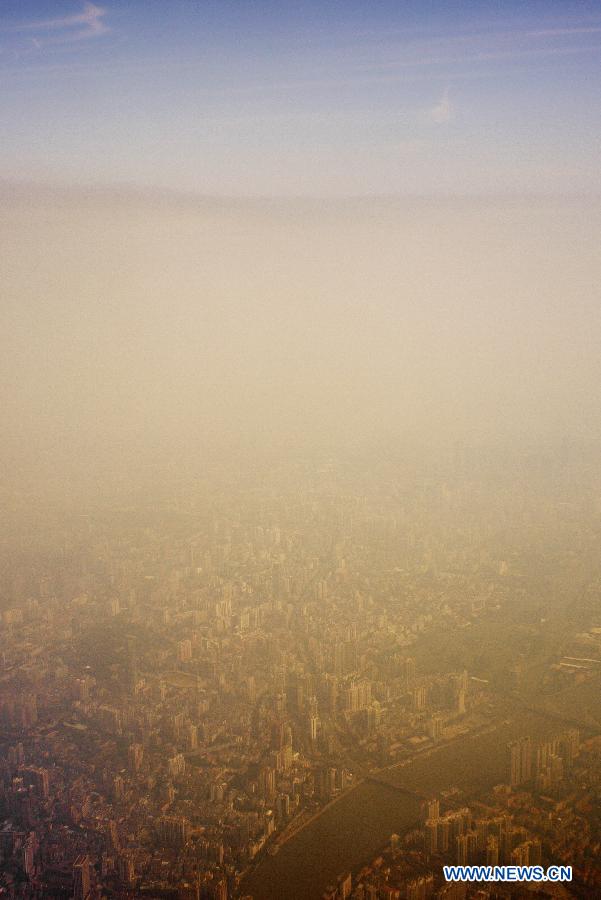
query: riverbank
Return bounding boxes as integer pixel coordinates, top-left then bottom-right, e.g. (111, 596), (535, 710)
(240, 697), (594, 899)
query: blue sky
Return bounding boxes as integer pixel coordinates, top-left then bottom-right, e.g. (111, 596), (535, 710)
(1, 0), (600, 195)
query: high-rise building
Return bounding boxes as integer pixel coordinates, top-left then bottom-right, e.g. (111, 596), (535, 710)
(425, 798), (440, 821)
(438, 819), (450, 853)
(276, 793), (290, 818)
(404, 657), (416, 689)
(520, 736), (532, 782)
(337, 872), (352, 899)
(475, 820), (489, 851)
(118, 852), (135, 886)
(157, 815), (190, 847)
(412, 685), (427, 711)
(425, 819), (438, 854)
(113, 774), (125, 802)
(428, 715), (444, 740)
(73, 855), (91, 900)
(211, 878), (228, 900)
(21, 840), (35, 879)
(107, 819), (120, 852)
(167, 752), (186, 778)
(560, 728), (580, 768)
(486, 836), (499, 866)
(511, 843), (530, 866)
(188, 724), (198, 750)
(20, 694), (38, 728)
(456, 834), (469, 865)
(258, 766), (276, 799)
(128, 743), (144, 772)
(509, 736), (532, 786)
(177, 639), (192, 663)
(327, 676), (338, 714)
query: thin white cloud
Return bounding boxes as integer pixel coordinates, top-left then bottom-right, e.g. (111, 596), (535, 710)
(527, 27), (601, 37)
(4, 3), (109, 44)
(355, 31), (601, 74)
(430, 87), (452, 124)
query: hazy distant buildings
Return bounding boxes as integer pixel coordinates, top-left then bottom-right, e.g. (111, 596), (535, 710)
(412, 685), (427, 711)
(1, 449), (598, 898)
(509, 736), (532, 787)
(157, 815), (190, 847)
(427, 715), (444, 740)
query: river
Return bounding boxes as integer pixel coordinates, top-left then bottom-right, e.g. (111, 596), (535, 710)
(240, 704), (576, 899)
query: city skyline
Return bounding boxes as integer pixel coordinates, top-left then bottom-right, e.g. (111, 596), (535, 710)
(2, 5), (601, 898)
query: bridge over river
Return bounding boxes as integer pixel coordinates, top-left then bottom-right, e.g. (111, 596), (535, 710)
(240, 697), (598, 900)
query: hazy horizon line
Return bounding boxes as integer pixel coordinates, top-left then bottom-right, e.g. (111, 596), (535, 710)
(2, 175), (600, 208)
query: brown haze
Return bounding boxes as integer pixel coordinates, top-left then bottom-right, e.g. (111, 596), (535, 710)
(3, 181), (601, 900)
(2, 184), (600, 486)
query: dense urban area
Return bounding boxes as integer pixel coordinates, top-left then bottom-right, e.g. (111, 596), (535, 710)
(2, 446), (601, 899)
